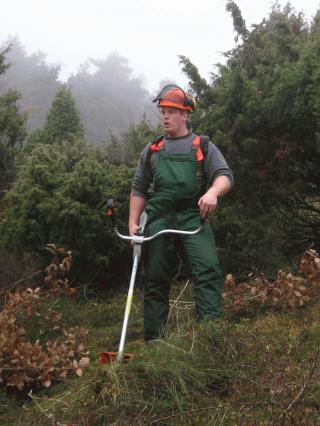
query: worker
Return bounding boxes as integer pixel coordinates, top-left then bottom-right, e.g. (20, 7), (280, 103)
(129, 84), (233, 341)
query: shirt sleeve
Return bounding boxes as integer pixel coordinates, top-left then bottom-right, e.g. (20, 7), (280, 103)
(204, 141), (234, 187)
(131, 143), (153, 199)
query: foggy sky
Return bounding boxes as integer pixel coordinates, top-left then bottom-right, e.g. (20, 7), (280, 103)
(1, 0), (319, 92)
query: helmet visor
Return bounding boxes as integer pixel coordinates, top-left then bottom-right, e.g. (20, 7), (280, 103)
(152, 85), (193, 111)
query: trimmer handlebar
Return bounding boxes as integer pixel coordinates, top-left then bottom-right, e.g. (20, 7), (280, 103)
(115, 224), (203, 244)
(105, 198), (204, 245)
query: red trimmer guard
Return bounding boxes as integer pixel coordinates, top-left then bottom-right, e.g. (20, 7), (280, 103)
(99, 351), (134, 365)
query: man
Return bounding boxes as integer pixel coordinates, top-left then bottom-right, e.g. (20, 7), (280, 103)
(129, 84), (233, 341)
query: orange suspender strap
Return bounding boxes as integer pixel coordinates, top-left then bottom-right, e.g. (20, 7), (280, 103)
(150, 139), (164, 152)
(151, 136), (203, 160)
(192, 135), (204, 161)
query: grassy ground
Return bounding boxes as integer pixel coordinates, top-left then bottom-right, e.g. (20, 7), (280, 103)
(1, 281), (320, 425)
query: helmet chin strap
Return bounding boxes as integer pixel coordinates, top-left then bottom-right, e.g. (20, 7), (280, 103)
(183, 109), (192, 132)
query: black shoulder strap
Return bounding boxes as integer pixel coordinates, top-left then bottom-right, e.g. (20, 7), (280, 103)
(199, 135), (210, 159)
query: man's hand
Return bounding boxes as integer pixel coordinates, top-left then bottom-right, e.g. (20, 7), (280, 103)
(129, 222), (140, 236)
(198, 187), (218, 219)
(198, 175), (232, 219)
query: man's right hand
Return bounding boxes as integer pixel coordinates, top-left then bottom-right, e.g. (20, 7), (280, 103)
(129, 222), (140, 236)
(129, 193), (147, 236)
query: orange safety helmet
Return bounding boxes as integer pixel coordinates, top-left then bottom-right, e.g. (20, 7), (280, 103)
(152, 84), (196, 112)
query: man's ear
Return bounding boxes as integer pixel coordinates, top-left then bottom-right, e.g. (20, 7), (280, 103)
(181, 110), (189, 121)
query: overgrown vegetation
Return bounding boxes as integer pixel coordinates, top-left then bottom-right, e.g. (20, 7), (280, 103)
(182, 2), (320, 274)
(1, 248), (319, 424)
(0, 245), (89, 392)
(2, 3), (320, 279)
(1, 1), (320, 424)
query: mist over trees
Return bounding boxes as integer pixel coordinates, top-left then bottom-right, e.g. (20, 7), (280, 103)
(0, 38), (61, 132)
(68, 53), (153, 144)
(0, 39), (156, 145)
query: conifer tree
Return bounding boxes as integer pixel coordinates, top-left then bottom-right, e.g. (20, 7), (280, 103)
(0, 47), (27, 194)
(179, 3), (319, 273)
(0, 80), (137, 280)
(43, 86), (84, 145)
(225, 0), (248, 41)
(24, 86), (85, 155)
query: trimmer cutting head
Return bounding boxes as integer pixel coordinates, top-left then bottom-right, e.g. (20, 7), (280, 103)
(99, 351), (133, 364)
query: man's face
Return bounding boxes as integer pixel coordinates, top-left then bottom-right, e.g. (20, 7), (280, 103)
(159, 107), (188, 137)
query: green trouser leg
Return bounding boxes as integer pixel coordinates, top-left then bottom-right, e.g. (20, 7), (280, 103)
(144, 211), (222, 340)
(181, 224), (222, 320)
(144, 217), (174, 341)
(175, 209), (222, 320)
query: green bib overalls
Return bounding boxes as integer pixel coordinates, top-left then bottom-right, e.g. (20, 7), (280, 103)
(144, 140), (222, 341)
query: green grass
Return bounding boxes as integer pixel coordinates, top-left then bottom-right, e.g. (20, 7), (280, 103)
(1, 282), (320, 425)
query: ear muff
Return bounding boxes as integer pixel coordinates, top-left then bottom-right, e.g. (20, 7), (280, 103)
(183, 95), (196, 111)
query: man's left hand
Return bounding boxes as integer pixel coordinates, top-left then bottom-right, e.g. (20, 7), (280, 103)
(198, 188), (218, 219)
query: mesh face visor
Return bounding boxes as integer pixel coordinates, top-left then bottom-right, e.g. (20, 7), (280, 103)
(152, 85), (194, 111)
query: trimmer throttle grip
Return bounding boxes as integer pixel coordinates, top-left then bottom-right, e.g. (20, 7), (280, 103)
(106, 199), (116, 226)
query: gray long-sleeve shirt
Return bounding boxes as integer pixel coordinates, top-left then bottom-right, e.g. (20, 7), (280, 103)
(132, 132), (234, 199)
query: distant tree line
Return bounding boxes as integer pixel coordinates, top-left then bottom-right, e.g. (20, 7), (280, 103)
(1, 2), (320, 286)
(0, 37), (156, 145)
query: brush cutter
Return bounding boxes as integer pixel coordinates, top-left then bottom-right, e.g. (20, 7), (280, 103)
(100, 199), (204, 364)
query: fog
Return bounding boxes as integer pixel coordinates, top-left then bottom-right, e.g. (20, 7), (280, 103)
(0, 0), (319, 143)
(0, 39), (155, 143)
(1, 0), (318, 91)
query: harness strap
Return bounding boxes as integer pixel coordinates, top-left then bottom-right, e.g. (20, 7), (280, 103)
(191, 135), (203, 161)
(146, 134), (209, 188)
(150, 135), (203, 160)
(150, 139), (165, 152)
